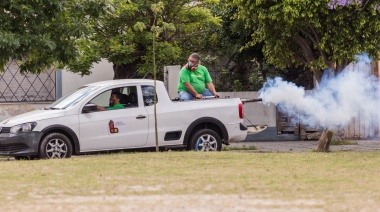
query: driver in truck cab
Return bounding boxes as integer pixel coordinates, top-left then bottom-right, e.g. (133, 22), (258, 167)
(97, 92), (124, 111)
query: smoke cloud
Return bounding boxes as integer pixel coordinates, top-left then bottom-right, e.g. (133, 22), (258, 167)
(258, 54), (380, 129)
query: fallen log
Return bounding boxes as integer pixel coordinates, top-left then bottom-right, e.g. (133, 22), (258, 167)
(306, 131), (322, 140)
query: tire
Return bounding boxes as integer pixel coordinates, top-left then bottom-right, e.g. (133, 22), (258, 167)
(39, 133), (73, 159)
(189, 129), (222, 151)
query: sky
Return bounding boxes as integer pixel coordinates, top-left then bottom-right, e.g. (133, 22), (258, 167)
(258, 54), (380, 129)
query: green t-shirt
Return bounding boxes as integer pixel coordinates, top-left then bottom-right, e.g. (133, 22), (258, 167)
(177, 64), (212, 94)
(107, 103), (124, 110)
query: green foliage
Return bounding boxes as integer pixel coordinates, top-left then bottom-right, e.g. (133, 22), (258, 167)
(141, 42), (182, 75)
(70, 0), (221, 79)
(233, 80), (243, 91)
(0, 0), (106, 74)
(233, 0), (380, 80)
(206, 0), (265, 91)
(0, 0), (220, 77)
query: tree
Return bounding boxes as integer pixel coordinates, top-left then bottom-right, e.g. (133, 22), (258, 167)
(68, 0), (221, 79)
(205, 1), (313, 92)
(0, 0), (106, 74)
(233, 0), (380, 81)
(234, 0), (380, 151)
(208, 0), (264, 91)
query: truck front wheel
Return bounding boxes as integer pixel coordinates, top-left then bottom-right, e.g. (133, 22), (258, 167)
(189, 129), (222, 151)
(39, 133), (73, 159)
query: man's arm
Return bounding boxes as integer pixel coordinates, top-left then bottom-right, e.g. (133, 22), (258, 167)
(96, 105), (107, 111)
(184, 82), (203, 99)
(206, 82), (220, 97)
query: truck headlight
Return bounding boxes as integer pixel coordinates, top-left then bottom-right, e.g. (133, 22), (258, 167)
(10, 122), (37, 134)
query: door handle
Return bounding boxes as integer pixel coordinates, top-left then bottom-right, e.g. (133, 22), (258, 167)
(136, 115), (146, 119)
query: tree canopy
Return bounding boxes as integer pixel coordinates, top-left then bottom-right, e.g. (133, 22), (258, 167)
(208, 0), (264, 91)
(0, 0), (105, 74)
(233, 0), (380, 81)
(67, 0), (221, 79)
(1, 0), (380, 86)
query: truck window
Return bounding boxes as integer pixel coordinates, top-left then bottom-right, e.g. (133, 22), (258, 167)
(142, 85), (157, 106)
(89, 86), (138, 111)
(50, 86), (100, 109)
(121, 86), (138, 107)
(91, 90), (112, 108)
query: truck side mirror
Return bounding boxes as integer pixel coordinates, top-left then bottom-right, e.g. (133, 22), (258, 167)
(82, 103), (97, 113)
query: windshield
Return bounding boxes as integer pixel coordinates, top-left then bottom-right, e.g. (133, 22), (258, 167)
(47, 86), (100, 109)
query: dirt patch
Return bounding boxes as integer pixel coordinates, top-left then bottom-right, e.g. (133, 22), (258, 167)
(1, 194), (325, 211)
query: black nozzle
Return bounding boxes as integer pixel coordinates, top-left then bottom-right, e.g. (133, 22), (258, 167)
(242, 98), (263, 104)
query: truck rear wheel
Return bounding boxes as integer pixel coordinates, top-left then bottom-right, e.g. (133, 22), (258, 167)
(189, 129), (222, 151)
(39, 133), (73, 159)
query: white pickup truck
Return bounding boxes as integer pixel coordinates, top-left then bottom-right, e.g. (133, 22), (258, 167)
(0, 79), (250, 159)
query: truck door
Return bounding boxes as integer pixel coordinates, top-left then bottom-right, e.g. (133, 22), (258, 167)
(79, 85), (148, 151)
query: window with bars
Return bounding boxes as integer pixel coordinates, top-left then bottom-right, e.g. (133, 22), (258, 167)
(0, 60), (56, 102)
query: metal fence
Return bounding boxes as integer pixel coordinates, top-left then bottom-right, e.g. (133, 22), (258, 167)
(0, 59), (56, 102)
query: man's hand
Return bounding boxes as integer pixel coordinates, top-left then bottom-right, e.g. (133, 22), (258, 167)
(97, 105), (106, 111)
(184, 82), (200, 99)
(206, 82), (219, 98)
(195, 94), (203, 99)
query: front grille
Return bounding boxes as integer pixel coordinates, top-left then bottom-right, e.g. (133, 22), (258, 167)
(0, 144), (29, 153)
(0, 127), (11, 133)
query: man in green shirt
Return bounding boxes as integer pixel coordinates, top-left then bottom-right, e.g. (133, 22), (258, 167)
(177, 53), (220, 101)
(97, 92), (125, 111)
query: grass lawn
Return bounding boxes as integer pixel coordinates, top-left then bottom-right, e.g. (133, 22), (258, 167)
(0, 151), (379, 211)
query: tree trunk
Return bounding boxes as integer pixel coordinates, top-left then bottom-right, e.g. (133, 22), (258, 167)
(315, 129), (334, 152)
(312, 69), (322, 84)
(113, 62), (139, 79)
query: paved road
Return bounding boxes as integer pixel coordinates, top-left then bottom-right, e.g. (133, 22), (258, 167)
(231, 140), (380, 152)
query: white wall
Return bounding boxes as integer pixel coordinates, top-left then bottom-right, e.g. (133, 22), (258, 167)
(61, 59), (114, 96)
